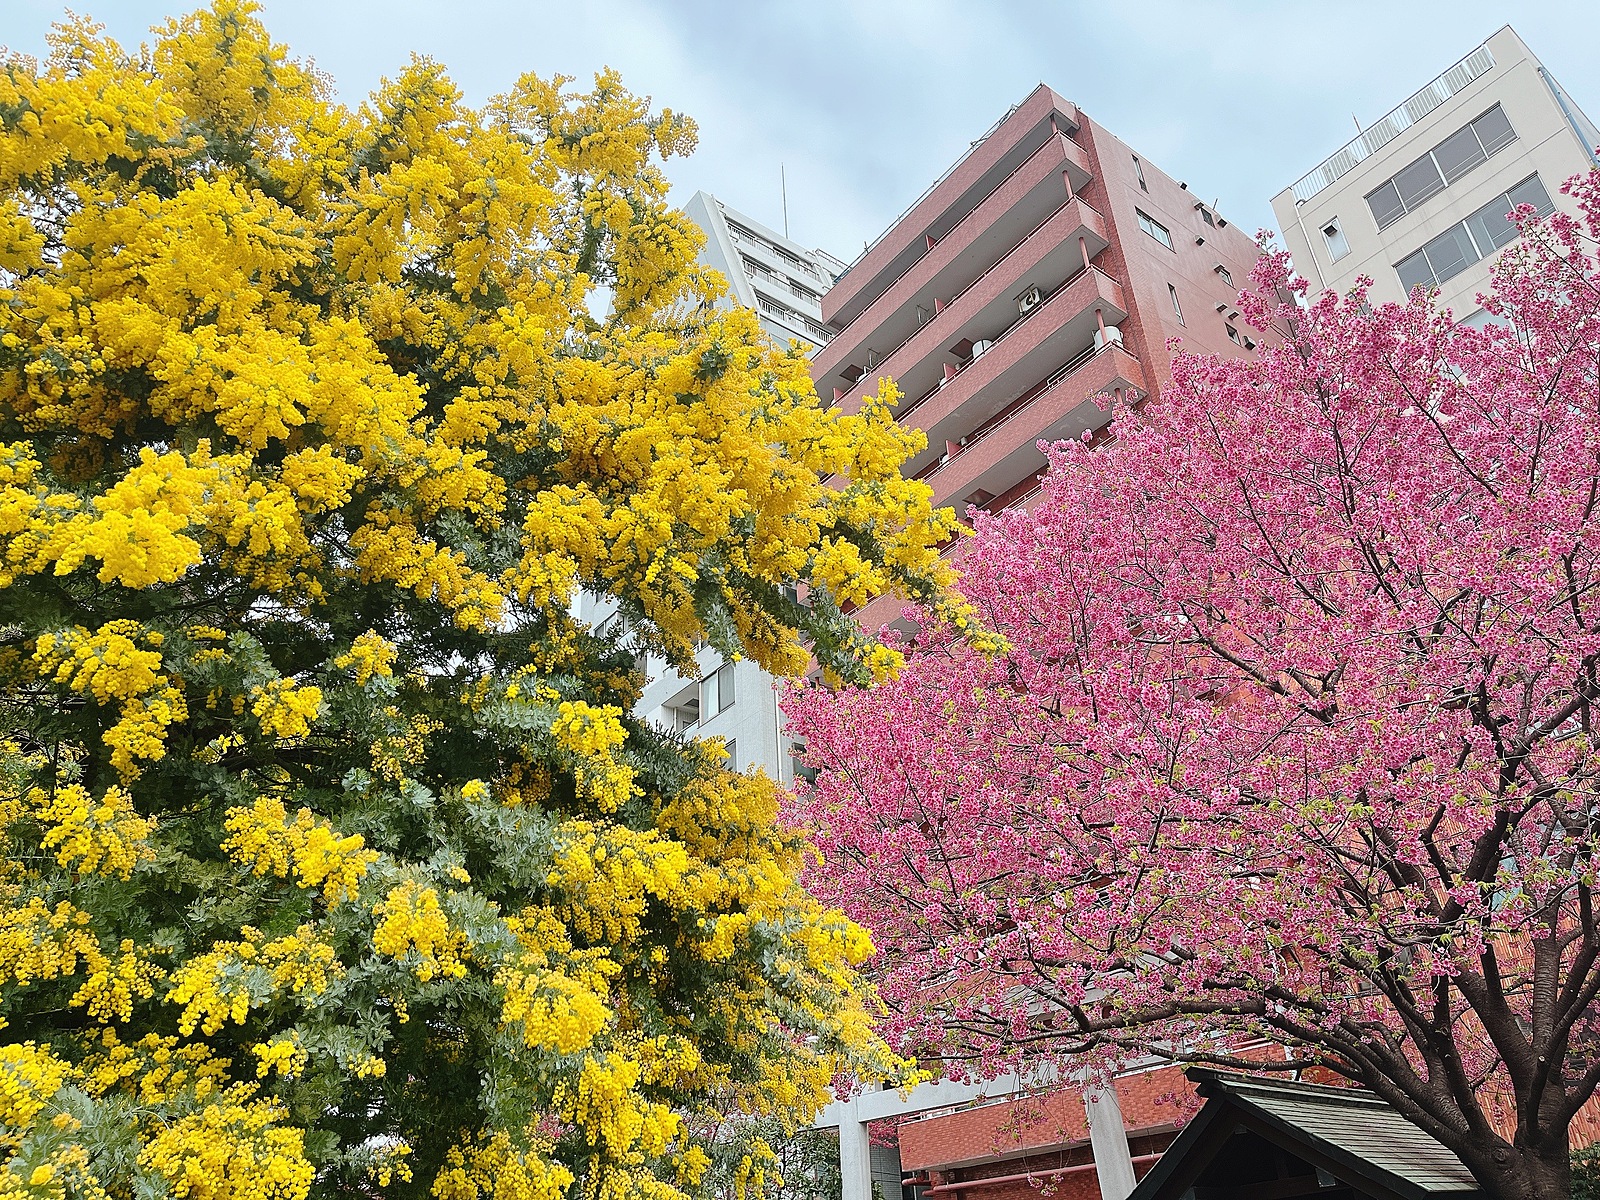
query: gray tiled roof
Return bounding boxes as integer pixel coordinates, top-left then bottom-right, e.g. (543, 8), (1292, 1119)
(1215, 1074), (1479, 1194)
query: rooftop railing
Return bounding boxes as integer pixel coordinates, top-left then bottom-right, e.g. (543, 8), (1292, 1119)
(1287, 42), (1495, 203)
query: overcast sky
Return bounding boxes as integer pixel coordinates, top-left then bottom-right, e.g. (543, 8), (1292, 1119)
(7, 1), (1597, 263)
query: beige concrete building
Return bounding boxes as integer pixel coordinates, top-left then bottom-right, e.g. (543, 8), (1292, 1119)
(1272, 26), (1599, 324)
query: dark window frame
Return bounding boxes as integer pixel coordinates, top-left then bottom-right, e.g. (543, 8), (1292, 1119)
(1393, 173), (1555, 293)
(1364, 104), (1519, 231)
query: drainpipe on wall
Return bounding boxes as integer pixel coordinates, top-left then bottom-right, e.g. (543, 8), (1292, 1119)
(1291, 200), (1329, 293)
(1539, 64), (1600, 166)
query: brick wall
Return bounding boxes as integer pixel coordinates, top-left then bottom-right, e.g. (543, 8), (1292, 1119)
(896, 1068), (1196, 1177)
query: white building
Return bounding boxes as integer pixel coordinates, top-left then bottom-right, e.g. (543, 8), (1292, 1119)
(1271, 26), (1600, 324)
(683, 190), (845, 349)
(634, 640), (807, 787)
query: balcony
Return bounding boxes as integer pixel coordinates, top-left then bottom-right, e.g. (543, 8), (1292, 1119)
(823, 85), (1081, 329)
(902, 265), (1128, 457)
(814, 133), (1096, 386)
(921, 341), (1146, 511)
(821, 199), (1113, 412)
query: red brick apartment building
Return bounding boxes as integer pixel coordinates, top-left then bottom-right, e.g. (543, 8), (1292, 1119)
(811, 83), (1264, 634)
(807, 87), (1268, 1200)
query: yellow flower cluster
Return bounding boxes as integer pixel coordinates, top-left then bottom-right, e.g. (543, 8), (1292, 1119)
(431, 1132), (574, 1200)
(368, 1141), (413, 1187)
(165, 925), (341, 1036)
(72, 939), (162, 1023)
(0, 898), (105, 991)
(548, 701), (633, 812)
(0, 1045), (113, 1200)
(248, 678), (322, 740)
(30, 783), (155, 878)
(136, 1083), (313, 1200)
(369, 709), (440, 783)
(221, 796), (378, 905)
(547, 824), (700, 944)
(497, 963), (611, 1054)
(32, 622), (161, 703)
(350, 513), (503, 631)
(251, 1037), (307, 1079)
(371, 882), (469, 981)
(556, 1051), (681, 1156)
(729, 1140), (778, 1200)
(80, 1030), (232, 1104)
(333, 631), (396, 686)
(0, 1042), (70, 1127)
(32, 622), (187, 777)
(0, 1143), (107, 1200)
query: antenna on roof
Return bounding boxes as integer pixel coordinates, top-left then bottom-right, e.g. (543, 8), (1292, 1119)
(1352, 113), (1362, 134)
(781, 163), (789, 240)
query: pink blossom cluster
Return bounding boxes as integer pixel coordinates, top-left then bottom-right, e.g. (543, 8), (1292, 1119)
(787, 170), (1600, 1193)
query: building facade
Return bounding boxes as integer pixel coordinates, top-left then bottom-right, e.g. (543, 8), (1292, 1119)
(1271, 26), (1600, 323)
(805, 84), (1267, 1199)
(683, 190), (845, 349)
(810, 83), (1264, 633)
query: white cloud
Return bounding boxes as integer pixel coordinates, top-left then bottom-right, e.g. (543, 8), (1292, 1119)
(6, 0), (1595, 259)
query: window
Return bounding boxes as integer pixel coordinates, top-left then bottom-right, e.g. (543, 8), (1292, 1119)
(1216, 264), (1235, 286)
(1132, 155), (1147, 191)
(1137, 209), (1174, 250)
(1168, 283), (1184, 325)
(1431, 124), (1487, 183)
(1200, 207), (1216, 227)
(1226, 325), (1241, 345)
(1391, 155), (1446, 212)
(1364, 105), (1519, 230)
(1471, 103), (1517, 155)
(1320, 219), (1351, 263)
(1393, 174), (1555, 293)
(1366, 180), (1406, 229)
(723, 739), (737, 768)
(700, 660), (737, 716)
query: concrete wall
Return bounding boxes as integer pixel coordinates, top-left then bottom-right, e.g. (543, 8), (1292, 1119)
(1077, 114), (1264, 394)
(1271, 26), (1599, 319)
(635, 647), (795, 785)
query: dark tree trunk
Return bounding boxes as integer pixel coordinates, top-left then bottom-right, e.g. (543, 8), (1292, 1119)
(1453, 1132), (1572, 1200)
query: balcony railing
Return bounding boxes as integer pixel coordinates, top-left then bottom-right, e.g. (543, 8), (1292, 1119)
(729, 228), (827, 282)
(920, 342), (1137, 483)
(826, 133), (1088, 346)
(834, 103), (1022, 286)
(838, 196), (1104, 399)
(899, 260), (1119, 423)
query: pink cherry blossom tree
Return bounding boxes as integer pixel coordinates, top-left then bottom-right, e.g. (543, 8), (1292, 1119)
(787, 172), (1600, 1200)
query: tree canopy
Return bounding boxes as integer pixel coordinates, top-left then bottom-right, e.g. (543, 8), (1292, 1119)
(0, 5), (965, 1197)
(789, 180), (1600, 1200)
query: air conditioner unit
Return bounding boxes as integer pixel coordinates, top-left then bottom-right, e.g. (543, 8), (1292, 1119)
(1017, 286), (1044, 314)
(971, 339), (994, 358)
